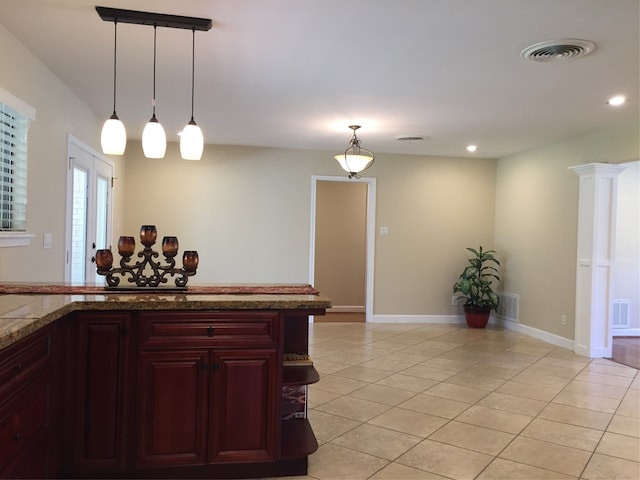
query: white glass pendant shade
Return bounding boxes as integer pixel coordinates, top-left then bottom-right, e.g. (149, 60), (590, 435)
(180, 120), (204, 160)
(142, 116), (166, 158)
(334, 154), (374, 174)
(101, 114), (127, 155)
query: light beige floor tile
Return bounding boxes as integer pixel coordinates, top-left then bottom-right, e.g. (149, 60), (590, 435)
(488, 350), (543, 365)
(439, 349), (493, 363)
(421, 357), (480, 373)
(496, 380), (564, 401)
(428, 420), (515, 455)
(369, 461), (449, 479)
(349, 383), (416, 406)
(476, 458), (577, 479)
(332, 365), (391, 383)
(552, 390), (621, 413)
(397, 439), (494, 480)
(583, 362), (638, 377)
(401, 344), (451, 357)
(314, 395), (390, 422)
(581, 453), (640, 480)
(462, 364), (520, 380)
(499, 437), (591, 476)
(368, 407), (449, 437)
(607, 415), (640, 437)
(596, 432), (640, 462)
(538, 403), (612, 430)
(506, 342), (555, 356)
(307, 388), (341, 408)
(521, 363), (584, 379)
(375, 373), (438, 393)
(520, 418), (603, 451)
(477, 392), (548, 416)
(630, 376), (640, 390)
(480, 357), (532, 372)
(536, 355), (591, 370)
(574, 371), (633, 388)
(617, 389), (640, 418)
(509, 371), (572, 389)
(307, 443), (389, 480)
(313, 374), (368, 394)
(454, 405), (533, 434)
(358, 357), (416, 373)
(427, 381), (491, 404)
(368, 339), (413, 351)
(444, 372), (506, 391)
(399, 393), (471, 419)
(561, 379), (628, 400)
(401, 364), (458, 381)
(313, 357), (351, 375)
(332, 423), (422, 460)
(379, 350), (432, 364)
(307, 409), (361, 442)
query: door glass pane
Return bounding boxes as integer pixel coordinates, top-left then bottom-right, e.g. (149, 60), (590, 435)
(93, 175), (110, 284)
(71, 167), (88, 284)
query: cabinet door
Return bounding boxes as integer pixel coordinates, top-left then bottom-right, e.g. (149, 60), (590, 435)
(208, 348), (279, 463)
(71, 312), (131, 472)
(136, 350), (209, 469)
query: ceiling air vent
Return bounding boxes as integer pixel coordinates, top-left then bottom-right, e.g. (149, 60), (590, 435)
(521, 39), (596, 62)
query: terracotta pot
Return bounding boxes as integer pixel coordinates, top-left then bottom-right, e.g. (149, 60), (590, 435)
(463, 305), (491, 328)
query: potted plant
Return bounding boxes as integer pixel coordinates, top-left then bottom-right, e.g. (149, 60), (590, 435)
(453, 246), (501, 328)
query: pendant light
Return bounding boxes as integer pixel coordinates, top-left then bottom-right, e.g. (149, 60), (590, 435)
(142, 25), (167, 158)
(100, 20), (127, 155)
(334, 125), (375, 179)
(180, 28), (204, 160)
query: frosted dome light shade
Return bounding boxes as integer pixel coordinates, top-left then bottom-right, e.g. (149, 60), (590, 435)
(180, 123), (204, 160)
(101, 116), (127, 155)
(142, 119), (166, 158)
(334, 154), (374, 174)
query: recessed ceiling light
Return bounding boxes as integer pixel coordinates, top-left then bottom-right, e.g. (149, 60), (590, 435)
(466, 145), (477, 153)
(608, 95), (626, 106)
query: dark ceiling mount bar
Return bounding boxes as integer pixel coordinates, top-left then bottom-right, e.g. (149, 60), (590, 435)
(95, 6), (212, 31)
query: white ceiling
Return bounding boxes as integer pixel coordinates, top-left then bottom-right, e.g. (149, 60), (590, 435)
(0, 0), (637, 158)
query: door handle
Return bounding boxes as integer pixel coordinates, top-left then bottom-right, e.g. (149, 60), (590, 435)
(92, 242), (96, 249)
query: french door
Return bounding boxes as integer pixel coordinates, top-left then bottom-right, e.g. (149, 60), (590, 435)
(65, 137), (113, 284)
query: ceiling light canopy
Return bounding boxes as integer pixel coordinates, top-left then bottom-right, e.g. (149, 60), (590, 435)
(96, 7), (211, 159)
(334, 125), (374, 179)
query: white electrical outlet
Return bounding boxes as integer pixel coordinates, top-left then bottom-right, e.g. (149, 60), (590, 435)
(451, 295), (458, 306)
(561, 314), (567, 326)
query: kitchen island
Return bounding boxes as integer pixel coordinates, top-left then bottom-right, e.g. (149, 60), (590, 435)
(0, 285), (330, 479)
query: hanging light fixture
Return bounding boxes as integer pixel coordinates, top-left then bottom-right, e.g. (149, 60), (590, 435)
(142, 25), (167, 158)
(100, 20), (127, 155)
(334, 125), (375, 179)
(180, 27), (204, 160)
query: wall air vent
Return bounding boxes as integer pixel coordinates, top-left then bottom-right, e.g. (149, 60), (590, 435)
(521, 39), (596, 62)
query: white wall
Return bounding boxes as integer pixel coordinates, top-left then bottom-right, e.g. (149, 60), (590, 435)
(614, 160), (640, 332)
(0, 23), (125, 282)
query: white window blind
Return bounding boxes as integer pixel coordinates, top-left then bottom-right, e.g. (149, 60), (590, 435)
(0, 102), (29, 231)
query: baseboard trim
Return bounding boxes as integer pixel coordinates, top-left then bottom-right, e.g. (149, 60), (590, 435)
(371, 314), (464, 324)
(612, 328), (640, 337)
(493, 317), (574, 350)
(328, 306), (365, 313)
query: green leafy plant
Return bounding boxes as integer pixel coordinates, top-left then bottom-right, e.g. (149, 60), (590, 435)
(453, 246), (501, 310)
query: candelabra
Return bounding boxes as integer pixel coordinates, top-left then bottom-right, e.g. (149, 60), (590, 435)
(95, 225), (198, 289)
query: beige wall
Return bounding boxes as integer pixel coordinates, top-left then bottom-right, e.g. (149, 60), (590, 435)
(0, 23), (126, 282)
(123, 141), (497, 315)
(495, 120), (640, 339)
(314, 181), (367, 309)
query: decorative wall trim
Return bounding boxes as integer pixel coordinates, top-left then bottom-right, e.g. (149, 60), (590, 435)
(0, 232), (35, 247)
(612, 328), (640, 337)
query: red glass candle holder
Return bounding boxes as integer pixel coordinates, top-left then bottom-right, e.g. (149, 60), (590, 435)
(140, 225), (157, 247)
(118, 236), (136, 257)
(95, 249), (113, 271)
(162, 236), (179, 258)
(182, 250), (199, 272)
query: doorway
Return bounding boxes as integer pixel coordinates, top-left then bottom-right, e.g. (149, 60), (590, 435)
(309, 176), (376, 322)
(64, 136), (114, 284)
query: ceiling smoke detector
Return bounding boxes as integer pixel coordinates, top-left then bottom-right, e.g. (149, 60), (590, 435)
(521, 39), (596, 62)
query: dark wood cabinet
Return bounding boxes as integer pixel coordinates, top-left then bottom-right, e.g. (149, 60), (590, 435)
(67, 311), (132, 473)
(0, 325), (54, 478)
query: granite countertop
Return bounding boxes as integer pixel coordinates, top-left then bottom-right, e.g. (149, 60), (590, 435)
(0, 286), (331, 350)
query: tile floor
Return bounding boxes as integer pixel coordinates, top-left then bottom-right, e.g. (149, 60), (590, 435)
(299, 322), (640, 480)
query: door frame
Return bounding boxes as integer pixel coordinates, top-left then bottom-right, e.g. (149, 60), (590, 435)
(64, 135), (114, 283)
(309, 175), (376, 322)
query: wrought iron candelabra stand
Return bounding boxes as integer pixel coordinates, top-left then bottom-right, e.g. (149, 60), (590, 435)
(95, 225), (198, 289)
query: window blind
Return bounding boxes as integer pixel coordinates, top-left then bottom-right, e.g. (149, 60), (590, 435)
(0, 103), (28, 231)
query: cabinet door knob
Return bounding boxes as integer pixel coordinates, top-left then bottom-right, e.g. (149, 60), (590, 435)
(211, 363), (220, 370)
(206, 326), (214, 337)
(200, 363), (209, 370)
(15, 363), (23, 372)
(14, 433), (21, 441)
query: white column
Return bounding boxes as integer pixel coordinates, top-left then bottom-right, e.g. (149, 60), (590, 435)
(570, 163), (627, 357)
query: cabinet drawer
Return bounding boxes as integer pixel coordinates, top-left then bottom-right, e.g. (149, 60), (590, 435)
(0, 378), (50, 474)
(0, 326), (52, 399)
(138, 311), (279, 348)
